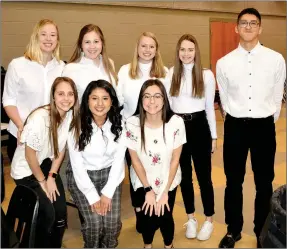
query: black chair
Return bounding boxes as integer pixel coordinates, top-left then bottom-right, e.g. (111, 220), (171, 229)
(5, 185), (39, 248)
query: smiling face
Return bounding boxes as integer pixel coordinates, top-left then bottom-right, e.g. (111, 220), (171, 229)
(142, 85), (164, 116)
(236, 13), (262, 44)
(54, 81), (75, 117)
(179, 40), (196, 64)
(81, 31), (103, 61)
(137, 36), (157, 63)
(38, 23), (58, 54)
(88, 87), (112, 120)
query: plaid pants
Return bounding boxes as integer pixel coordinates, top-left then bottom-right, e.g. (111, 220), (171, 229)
(66, 162), (122, 248)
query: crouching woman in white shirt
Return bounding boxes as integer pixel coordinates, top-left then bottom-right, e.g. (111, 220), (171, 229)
(124, 79), (186, 248)
(11, 76), (80, 248)
(67, 80), (126, 248)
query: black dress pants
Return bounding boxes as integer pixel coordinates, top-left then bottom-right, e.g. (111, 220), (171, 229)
(14, 158), (67, 248)
(7, 133), (17, 163)
(223, 114), (276, 237)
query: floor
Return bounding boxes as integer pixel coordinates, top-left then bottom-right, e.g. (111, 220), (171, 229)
(1, 107), (286, 248)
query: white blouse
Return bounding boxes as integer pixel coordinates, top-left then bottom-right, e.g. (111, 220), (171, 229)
(166, 64), (217, 139)
(124, 114), (186, 201)
(67, 120), (126, 205)
(2, 56), (65, 137)
(11, 107), (72, 179)
(62, 55), (116, 101)
(117, 62), (170, 120)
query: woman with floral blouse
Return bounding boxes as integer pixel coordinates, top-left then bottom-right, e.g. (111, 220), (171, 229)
(124, 79), (186, 248)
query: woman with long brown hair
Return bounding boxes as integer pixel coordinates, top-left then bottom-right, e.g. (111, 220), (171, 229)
(117, 31), (169, 233)
(166, 34), (217, 241)
(125, 79), (186, 248)
(62, 24), (117, 101)
(3, 19), (65, 162)
(10, 77), (80, 248)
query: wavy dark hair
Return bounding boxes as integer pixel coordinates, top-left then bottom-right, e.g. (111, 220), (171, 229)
(133, 79), (174, 153)
(79, 80), (123, 151)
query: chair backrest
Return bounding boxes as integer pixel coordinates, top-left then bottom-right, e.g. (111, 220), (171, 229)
(6, 185), (39, 248)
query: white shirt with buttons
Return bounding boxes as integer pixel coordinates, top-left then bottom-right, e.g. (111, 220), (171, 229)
(2, 56), (65, 137)
(166, 63), (217, 139)
(117, 62), (169, 120)
(216, 42), (286, 121)
(62, 55), (116, 102)
(67, 120), (126, 205)
(11, 107), (72, 179)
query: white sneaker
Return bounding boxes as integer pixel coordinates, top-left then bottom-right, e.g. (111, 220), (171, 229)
(184, 217), (198, 239)
(196, 221), (214, 241)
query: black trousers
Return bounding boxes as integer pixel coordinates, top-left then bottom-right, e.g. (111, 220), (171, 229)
(179, 111), (215, 216)
(7, 133), (17, 163)
(14, 158), (67, 248)
(135, 187), (177, 246)
(223, 114), (276, 237)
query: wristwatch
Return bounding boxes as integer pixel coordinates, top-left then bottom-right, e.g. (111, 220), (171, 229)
(48, 172), (58, 179)
(144, 186), (153, 193)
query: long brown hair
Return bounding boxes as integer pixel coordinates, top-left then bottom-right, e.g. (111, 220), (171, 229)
(129, 32), (166, 79)
(170, 34), (204, 98)
(69, 24), (118, 85)
(133, 79), (174, 153)
(24, 77), (80, 158)
(24, 19), (61, 63)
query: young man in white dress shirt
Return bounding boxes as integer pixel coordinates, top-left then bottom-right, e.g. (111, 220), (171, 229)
(216, 8), (286, 248)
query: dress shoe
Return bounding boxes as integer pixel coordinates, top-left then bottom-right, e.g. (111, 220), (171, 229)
(218, 232), (242, 248)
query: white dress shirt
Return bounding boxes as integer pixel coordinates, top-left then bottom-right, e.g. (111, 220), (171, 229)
(62, 55), (116, 101)
(2, 56), (65, 137)
(11, 108), (72, 179)
(67, 120), (126, 205)
(166, 64), (217, 139)
(117, 62), (169, 120)
(124, 114), (186, 201)
(216, 42), (286, 121)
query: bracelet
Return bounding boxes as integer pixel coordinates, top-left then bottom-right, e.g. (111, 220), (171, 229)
(37, 178), (46, 183)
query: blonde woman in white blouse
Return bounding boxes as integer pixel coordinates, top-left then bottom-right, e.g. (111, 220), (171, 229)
(62, 24), (117, 101)
(11, 77), (80, 248)
(166, 34), (217, 241)
(117, 31), (169, 233)
(67, 80), (126, 248)
(125, 79), (186, 248)
(3, 19), (65, 162)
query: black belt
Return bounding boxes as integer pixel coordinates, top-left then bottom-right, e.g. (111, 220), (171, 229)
(176, 111), (205, 121)
(226, 113), (273, 122)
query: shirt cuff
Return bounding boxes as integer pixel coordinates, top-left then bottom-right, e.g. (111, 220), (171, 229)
(101, 183), (117, 199)
(85, 188), (100, 205)
(2, 98), (17, 107)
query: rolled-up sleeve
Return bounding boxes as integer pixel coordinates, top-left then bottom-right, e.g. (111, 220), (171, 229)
(3, 60), (19, 107)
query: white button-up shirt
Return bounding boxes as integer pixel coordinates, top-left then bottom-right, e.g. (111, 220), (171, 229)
(2, 56), (65, 137)
(117, 62), (169, 120)
(166, 64), (217, 139)
(67, 120), (126, 205)
(62, 55), (116, 102)
(11, 108), (72, 179)
(216, 42), (286, 121)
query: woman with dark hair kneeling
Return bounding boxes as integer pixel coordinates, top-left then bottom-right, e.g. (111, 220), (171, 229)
(67, 80), (126, 248)
(124, 79), (186, 248)
(11, 77), (80, 248)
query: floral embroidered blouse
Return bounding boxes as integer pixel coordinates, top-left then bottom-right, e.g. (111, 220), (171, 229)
(11, 107), (72, 179)
(125, 114), (186, 201)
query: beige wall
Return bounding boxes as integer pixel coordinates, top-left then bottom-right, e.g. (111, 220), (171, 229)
(1, 1), (286, 71)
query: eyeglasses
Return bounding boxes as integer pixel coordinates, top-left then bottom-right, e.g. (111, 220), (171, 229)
(142, 93), (163, 101)
(238, 20), (259, 28)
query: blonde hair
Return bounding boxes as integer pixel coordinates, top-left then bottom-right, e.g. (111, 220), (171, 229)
(69, 24), (118, 85)
(24, 19), (61, 63)
(129, 32), (166, 79)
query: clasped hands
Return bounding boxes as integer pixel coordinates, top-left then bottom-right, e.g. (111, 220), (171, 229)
(142, 190), (169, 217)
(90, 195), (112, 216)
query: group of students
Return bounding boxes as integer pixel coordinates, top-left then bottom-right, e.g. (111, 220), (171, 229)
(2, 7), (285, 249)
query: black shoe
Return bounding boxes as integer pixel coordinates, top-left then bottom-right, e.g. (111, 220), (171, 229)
(219, 232), (242, 248)
(135, 209), (143, 233)
(257, 237), (262, 248)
